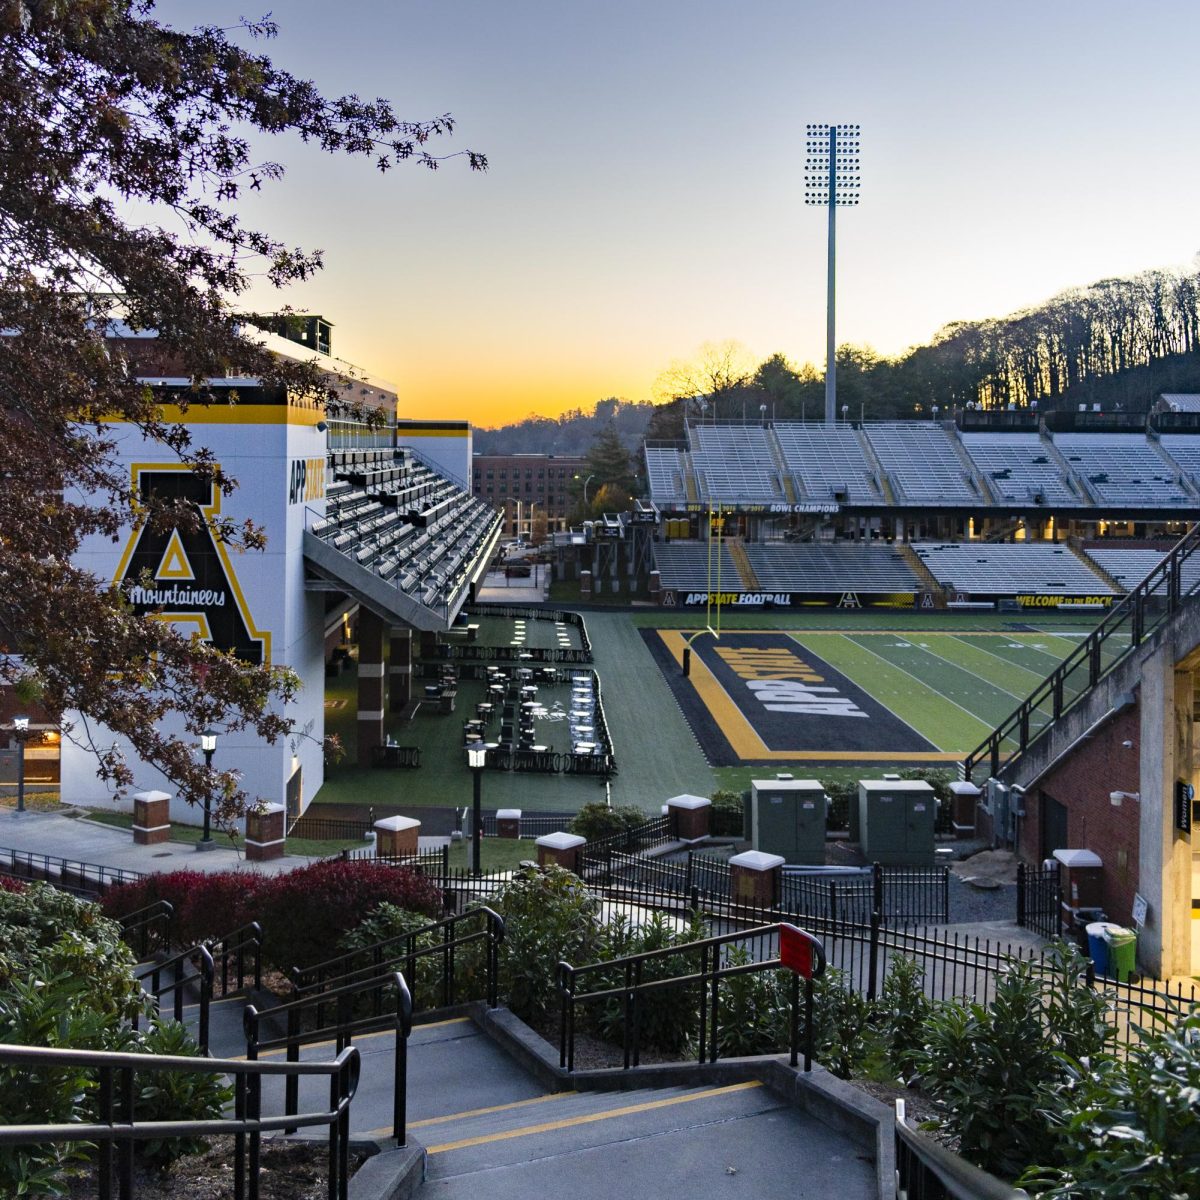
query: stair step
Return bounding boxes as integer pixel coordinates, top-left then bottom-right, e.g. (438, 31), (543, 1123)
(423, 1082), (781, 1179)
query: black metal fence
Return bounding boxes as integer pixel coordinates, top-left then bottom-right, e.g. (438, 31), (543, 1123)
(1016, 861), (1062, 941)
(0, 845), (144, 896)
(289, 814), (375, 842)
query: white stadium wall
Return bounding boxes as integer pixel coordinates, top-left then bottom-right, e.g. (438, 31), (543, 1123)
(62, 398), (329, 827)
(395, 420), (472, 489)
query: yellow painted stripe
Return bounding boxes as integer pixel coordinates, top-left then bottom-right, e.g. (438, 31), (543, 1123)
(101, 403), (324, 426)
(657, 629), (959, 762)
(425, 1081), (763, 1155)
(370, 1091), (575, 1136)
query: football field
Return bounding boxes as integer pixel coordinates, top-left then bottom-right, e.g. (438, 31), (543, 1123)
(637, 611), (1116, 766)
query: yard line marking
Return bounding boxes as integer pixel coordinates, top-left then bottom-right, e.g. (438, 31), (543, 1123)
(424, 1081), (764, 1154)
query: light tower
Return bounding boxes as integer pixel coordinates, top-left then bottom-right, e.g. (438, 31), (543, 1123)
(805, 123), (861, 425)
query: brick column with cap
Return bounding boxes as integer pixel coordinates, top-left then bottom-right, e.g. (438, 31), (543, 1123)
(729, 850), (785, 908)
(948, 781), (981, 838)
(389, 627), (412, 710)
(497, 809), (521, 838)
(132, 790), (171, 846)
(357, 609), (387, 765)
(375, 815), (420, 858)
(245, 803), (285, 862)
(667, 793), (711, 841)
(535, 832), (586, 873)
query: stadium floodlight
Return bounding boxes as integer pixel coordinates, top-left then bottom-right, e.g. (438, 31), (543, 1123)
(805, 123), (861, 425)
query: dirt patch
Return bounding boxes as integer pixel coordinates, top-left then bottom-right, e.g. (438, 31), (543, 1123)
(62, 1136), (367, 1200)
(949, 849), (1021, 886)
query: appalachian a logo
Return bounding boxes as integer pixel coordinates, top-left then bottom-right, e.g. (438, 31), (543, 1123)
(114, 464), (270, 664)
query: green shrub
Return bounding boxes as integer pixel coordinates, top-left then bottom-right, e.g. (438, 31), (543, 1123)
(713, 946), (790, 1058)
(708, 790), (745, 838)
(1018, 1006), (1200, 1199)
(494, 864), (606, 1026)
(875, 955), (930, 1082)
(568, 803), (648, 844)
(810, 968), (877, 1079)
(132, 1021), (233, 1168)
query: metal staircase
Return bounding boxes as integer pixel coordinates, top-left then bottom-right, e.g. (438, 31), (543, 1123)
(964, 525), (1200, 782)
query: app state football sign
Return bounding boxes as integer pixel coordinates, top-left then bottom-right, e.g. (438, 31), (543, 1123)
(113, 464), (270, 663)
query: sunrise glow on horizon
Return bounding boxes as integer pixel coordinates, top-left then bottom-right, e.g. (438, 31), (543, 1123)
(161, 0), (1200, 429)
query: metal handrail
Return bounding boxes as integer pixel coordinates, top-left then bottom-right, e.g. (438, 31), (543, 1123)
(245, 970), (412, 1145)
(0, 1041), (361, 1200)
(557, 921), (826, 1074)
(119, 900), (174, 959)
(291, 905), (505, 1011)
(964, 523), (1200, 782)
(0, 845), (144, 896)
(207, 921), (263, 995)
(134, 944), (215, 1054)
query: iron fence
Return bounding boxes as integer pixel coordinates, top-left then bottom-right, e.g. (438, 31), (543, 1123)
(1016, 862), (1062, 941)
(0, 845), (144, 896)
(288, 814), (374, 842)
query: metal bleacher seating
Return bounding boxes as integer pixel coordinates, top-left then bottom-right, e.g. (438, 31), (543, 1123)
(745, 544), (921, 593)
(1052, 433), (1193, 506)
(652, 543), (741, 592)
(689, 425), (783, 501)
(1157, 435), (1200, 488)
(773, 425), (881, 502)
(864, 424), (980, 503)
(911, 542), (1114, 596)
(1080, 544), (1200, 596)
(960, 432), (1080, 505)
(644, 446), (689, 504)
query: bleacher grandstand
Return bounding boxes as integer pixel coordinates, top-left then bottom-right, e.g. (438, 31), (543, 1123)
(864, 424), (980, 503)
(959, 432), (1080, 505)
(1052, 433), (1195, 506)
(744, 544), (921, 593)
(305, 447), (501, 626)
(653, 542), (741, 592)
(1081, 544), (1200, 595)
(691, 424), (784, 501)
(643, 445), (689, 504)
(912, 543), (1113, 597)
(773, 425), (883, 502)
(1158, 434), (1200, 486)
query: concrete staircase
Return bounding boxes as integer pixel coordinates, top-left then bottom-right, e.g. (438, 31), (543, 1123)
(726, 539), (761, 591)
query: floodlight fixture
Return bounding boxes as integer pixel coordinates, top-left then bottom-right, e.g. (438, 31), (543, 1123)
(805, 123), (862, 425)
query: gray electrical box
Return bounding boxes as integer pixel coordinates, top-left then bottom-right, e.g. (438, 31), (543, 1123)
(750, 778), (827, 864)
(857, 779), (936, 866)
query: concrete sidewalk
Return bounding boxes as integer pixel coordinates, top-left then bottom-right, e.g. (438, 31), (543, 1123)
(0, 807), (309, 877)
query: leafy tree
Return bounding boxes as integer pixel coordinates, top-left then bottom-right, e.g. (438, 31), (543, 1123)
(0, 2), (483, 815)
(570, 423), (637, 516)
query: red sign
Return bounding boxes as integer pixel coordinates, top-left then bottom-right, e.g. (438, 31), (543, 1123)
(779, 923), (814, 979)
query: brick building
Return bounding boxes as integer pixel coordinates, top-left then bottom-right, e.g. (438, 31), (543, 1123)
(472, 453), (586, 538)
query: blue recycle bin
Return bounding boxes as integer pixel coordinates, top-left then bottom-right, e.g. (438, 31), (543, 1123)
(1085, 922), (1111, 977)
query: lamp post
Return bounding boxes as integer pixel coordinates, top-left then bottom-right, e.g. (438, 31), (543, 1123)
(12, 716), (29, 814)
(466, 743), (486, 875)
(805, 123), (861, 425)
(575, 474), (595, 506)
(198, 727), (217, 850)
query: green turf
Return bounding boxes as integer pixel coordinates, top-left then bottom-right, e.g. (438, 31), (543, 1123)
(447, 837), (540, 871)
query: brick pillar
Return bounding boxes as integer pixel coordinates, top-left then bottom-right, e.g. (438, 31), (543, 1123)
(132, 790), (171, 846)
(375, 815), (420, 858)
(729, 850), (785, 908)
(535, 832), (586, 873)
(948, 781), (981, 837)
(245, 803), (285, 862)
(497, 809), (521, 838)
(389, 627), (412, 710)
(357, 609), (386, 765)
(667, 793), (711, 841)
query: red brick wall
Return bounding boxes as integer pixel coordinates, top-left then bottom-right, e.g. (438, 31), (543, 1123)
(1020, 706), (1141, 924)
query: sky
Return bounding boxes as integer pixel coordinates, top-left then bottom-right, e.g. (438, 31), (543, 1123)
(161, 1), (1200, 427)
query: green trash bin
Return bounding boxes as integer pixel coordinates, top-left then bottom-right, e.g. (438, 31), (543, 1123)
(1105, 926), (1137, 983)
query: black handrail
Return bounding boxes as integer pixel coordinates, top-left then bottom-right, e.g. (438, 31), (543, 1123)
(964, 524), (1200, 782)
(0, 845), (145, 896)
(244, 970), (412, 1145)
(557, 921), (826, 1074)
(119, 900), (174, 959)
(208, 921), (263, 995)
(134, 944), (214, 1054)
(0, 1041), (360, 1200)
(291, 905), (505, 1011)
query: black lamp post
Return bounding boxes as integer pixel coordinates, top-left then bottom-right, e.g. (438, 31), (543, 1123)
(466, 743), (486, 875)
(12, 716), (29, 814)
(198, 727), (217, 850)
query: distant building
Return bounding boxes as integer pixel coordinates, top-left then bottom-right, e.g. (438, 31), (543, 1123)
(472, 453), (587, 537)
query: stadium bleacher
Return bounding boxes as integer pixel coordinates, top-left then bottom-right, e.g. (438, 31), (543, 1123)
(912, 542), (1114, 596)
(1158, 434), (1200, 486)
(960, 432), (1080, 505)
(1052, 433), (1194, 506)
(773, 425), (882, 502)
(643, 446), (688, 503)
(690, 425), (785, 501)
(745, 544), (921, 594)
(864, 424), (980, 503)
(1080, 544), (1200, 595)
(652, 543), (741, 592)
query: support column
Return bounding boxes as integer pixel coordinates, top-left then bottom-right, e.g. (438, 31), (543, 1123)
(389, 627), (412, 710)
(357, 608), (386, 766)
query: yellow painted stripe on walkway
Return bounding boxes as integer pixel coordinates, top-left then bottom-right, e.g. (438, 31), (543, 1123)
(425, 1081), (763, 1155)
(229, 1018), (470, 1061)
(371, 1090), (576, 1136)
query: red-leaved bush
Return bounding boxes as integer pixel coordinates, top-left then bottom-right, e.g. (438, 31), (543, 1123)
(101, 861), (442, 974)
(0, 874), (26, 894)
